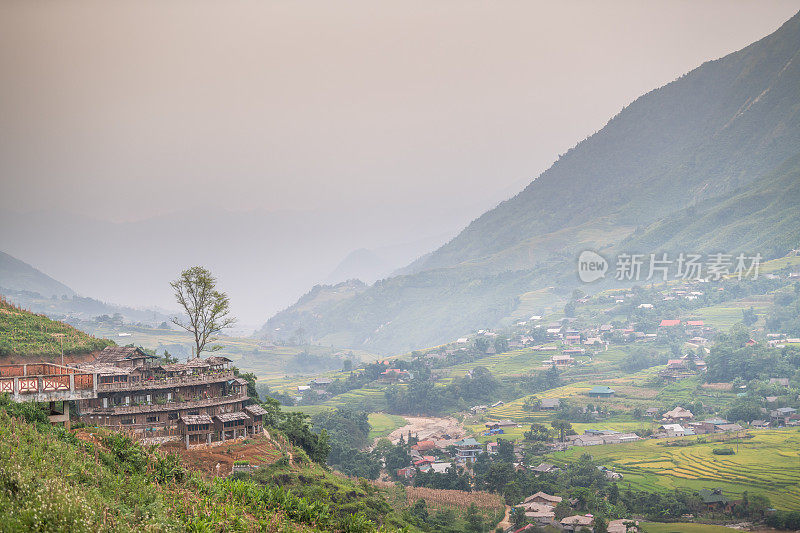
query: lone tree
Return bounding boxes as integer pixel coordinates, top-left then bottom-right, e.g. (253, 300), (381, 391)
(170, 266), (236, 357)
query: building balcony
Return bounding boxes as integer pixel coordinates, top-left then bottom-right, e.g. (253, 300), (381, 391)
(81, 391), (247, 415)
(96, 370), (234, 392)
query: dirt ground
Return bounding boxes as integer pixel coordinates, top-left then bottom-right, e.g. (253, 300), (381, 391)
(161, 434), (284, 477)
(384, 416), (467, 444)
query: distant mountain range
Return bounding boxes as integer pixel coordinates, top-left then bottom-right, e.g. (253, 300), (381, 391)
(0, 250), (170, 325)
(262, 10), (800, 354)
(0, 250), (75, 298)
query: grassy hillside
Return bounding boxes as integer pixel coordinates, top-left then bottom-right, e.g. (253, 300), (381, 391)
(0, 297), (113, 357)
(0, 398), (420, 532)
(262, 11), (800, 354)
(0, 250), (74, 298)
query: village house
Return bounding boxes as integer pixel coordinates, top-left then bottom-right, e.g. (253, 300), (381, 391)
(454, 437), (482, 464)
(411, 439), (437, 453)
(548, 354), (574, 367)
(698, 488), (736, 513)
(540, 398), (560, 410)
(515, 501), (556, 525)
(770, 406), (797, 424)
(523, 491), (562, 507)
(662, 406), (694, 422)
(74, 347), (255, 446)
(485, 420), (517, 430)
(587, 385), (615, 398)
(564, 335), (581, 345)
(379, 368), (411, 382)
(561, 514), (594, 532)
(531, 462), (560, 475)
(658, 423), (688, 437)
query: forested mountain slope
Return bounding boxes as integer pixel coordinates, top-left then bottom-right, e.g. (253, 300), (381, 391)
(0, 250), (75, 298)
(262, 11), (800, 354)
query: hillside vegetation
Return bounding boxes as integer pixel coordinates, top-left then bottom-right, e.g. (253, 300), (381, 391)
(263, 11), (800, 354)
(0, 297), (113, 357)
(0, 398), (418, 532)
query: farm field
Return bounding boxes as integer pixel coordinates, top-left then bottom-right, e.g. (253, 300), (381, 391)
(641, 523), (744, 533)
(440, 347), (556, 381)
(689, 297), (772, 330)
(550, 428), (800, 510)
(466, 417), (655, 444)
(0, 297), (113, 357)
(368, 413), (408, 441)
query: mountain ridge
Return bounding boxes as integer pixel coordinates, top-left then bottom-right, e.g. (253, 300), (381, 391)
(262, 10), (800, 354)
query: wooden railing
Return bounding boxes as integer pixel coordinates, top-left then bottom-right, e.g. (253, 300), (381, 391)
(0, 372), (94, 397)
(96, 370), (234, 392)
(82, 391), (248, 415)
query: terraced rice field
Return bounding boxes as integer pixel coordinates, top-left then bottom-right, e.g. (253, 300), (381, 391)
(641, 523), (743, 533)
(440, 347), (556, 382)
(483, 382), (596, 421)
(319, 386), (389, 411)
(551, 429), (800, 510)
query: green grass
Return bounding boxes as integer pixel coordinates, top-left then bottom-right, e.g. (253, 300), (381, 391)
(368, 413), (408, 441)
(0, 297), (113, 357)
(550, 428), (800, 510)
(641, 522), (742, 532)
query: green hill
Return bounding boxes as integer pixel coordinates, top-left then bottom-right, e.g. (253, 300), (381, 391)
(0, 296), (113, 357)
(263, 11), (800, 355)
(0, 400), (419, 532)
(0, 250), (75, 298)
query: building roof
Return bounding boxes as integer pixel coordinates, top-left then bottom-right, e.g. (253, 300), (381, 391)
(524, 491), (562, 504)
(454, 437), (480, 447)
(79, 364), (132, 376)
(540, 398), (560, 408)
(561, 515), (594, 526)
(532, 462), (559, 473)
(93, 346), (155, 364)
(158, 363), (190, 372)
(698, 488), (730, 504)
(186, 358), (210, 368)
(659, 319), (681, 327)
(214, 412), (250, 422)
(182, 414), (212, 424)
(588, 386), (615, 394)
(244, 404), (268, 416)
(663, 407), (694, 419)
(205, 356), (232, 365)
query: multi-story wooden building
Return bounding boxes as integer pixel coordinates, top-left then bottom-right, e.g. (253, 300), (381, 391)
(75, 346), (259, 446)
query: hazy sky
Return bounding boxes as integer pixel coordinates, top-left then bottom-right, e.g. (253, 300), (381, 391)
(2, 1), (798, 222)
(1, 1), (799, 327)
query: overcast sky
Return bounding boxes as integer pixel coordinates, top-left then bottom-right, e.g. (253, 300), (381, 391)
(1, 1), (798, 326)
(2, 1), (798, 222)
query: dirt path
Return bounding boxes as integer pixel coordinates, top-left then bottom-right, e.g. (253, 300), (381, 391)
(383, 416), (467, 445)
(496, 505), (512, 530)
